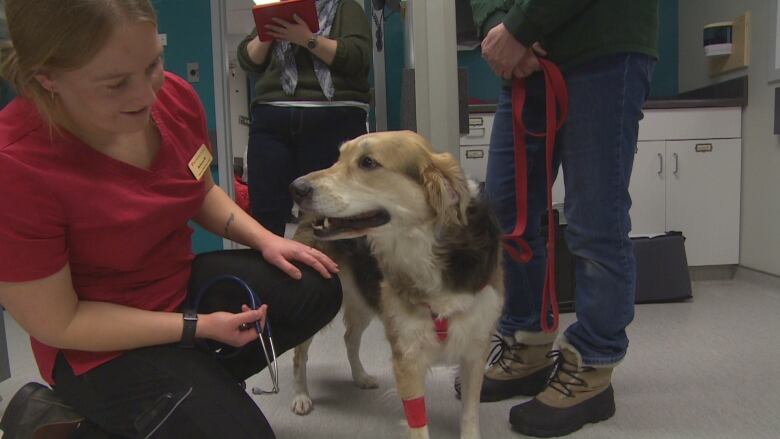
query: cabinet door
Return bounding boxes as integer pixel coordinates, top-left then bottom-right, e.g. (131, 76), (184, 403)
(666, 139), (741, 266)
(629, 141), (667, 236)
(460, 145), (489, 182)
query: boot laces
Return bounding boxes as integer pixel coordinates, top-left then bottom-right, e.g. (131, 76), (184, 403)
(545, 350), (593, 397)
(486, 334), (527, 373)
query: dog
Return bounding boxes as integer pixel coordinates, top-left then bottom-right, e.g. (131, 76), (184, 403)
(290, 131), (504, 439)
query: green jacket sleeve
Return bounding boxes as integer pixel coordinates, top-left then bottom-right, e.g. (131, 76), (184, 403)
(329, 1), (372, 77)
(503, 0), (597, 46)
(237, 30), (270, 74)
(469, 0), (507, 34)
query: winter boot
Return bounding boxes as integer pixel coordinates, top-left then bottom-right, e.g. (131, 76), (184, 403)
(509, 336), (616, 437)
(455, 330), (556, 402)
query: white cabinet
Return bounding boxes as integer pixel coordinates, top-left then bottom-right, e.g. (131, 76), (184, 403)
(635, 108), (742, 266)
(629, 141), (667, 236)
(459, 113), (493, 182)
(629, 138), (741, 265)
(664, 139), (741, 265)
(460, 106), (742, 267)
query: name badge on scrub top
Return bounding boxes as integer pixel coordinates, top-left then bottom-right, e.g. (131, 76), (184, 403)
(188, 144), (213, 181)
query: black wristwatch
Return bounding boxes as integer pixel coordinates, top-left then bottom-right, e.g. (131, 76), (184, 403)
(180, 310), (198, 348)
(306, 35), (318, 50)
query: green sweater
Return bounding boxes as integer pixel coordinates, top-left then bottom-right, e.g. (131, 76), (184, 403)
(237, 0), (371, 104)
(470, 0), (659, 69)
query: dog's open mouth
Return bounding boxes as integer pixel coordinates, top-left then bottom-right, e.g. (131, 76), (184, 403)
(312, 210), (391, 238)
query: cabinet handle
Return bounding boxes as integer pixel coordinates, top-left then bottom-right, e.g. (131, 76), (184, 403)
(673, 152), (679, 176)
(657, 153), (663, 176)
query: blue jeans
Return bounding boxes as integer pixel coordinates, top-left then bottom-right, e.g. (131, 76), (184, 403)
(247, 105), (367, 236)
(487, 53), (655, 366)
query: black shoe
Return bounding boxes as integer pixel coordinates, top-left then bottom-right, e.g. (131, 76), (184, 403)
(509, 384), (616, 437)
(0, 382), (84, 439)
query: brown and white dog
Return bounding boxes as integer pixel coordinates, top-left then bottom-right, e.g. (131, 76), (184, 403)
(290, 131), (504, 439)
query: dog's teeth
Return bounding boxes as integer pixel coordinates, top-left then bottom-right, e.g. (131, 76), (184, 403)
(324, 218), (331, 228)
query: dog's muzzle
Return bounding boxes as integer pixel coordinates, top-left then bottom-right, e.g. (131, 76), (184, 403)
(290, 178), (314, 205)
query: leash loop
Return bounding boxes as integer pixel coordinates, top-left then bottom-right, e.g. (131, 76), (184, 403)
(503, 59), (568, 334)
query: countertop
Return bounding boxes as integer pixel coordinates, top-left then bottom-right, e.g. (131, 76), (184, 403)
(468, 76), (748, 113)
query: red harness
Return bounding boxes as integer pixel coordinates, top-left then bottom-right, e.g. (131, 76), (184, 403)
(432, 312), (449, 342)
(503, 59), (569, 334)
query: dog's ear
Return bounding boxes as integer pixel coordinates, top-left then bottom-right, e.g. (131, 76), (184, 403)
(422, 152), (471, 225)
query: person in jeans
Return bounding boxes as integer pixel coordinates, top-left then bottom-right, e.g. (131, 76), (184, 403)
(461, 0), (659, 436)
(238, 0), (371, 237)
(0, 1), (341, 437)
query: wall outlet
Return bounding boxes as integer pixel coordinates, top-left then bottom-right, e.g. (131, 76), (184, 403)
(186, 62), (200, 83)
(158, 33), (167, 46)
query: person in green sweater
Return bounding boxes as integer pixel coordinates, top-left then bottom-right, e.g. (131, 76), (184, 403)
(459, 1), (659, 436)
(238, 0), (371, 236)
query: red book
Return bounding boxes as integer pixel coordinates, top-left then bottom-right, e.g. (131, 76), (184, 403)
(252, 0), (320, 42)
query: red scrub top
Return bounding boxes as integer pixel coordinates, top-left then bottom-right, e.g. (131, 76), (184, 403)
(0, 72), (210, 384)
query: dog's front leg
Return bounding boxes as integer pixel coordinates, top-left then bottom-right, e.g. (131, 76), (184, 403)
(392, 350), (430, 439)
(458, 347), (489, 439)
(291, 338), (315, 415)
(343, 300), (379, 389)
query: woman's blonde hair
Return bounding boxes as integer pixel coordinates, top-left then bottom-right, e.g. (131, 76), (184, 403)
(1, 0), (157, 121)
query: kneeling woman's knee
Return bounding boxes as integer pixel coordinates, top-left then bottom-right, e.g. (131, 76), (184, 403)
(299, 266), (343, 322)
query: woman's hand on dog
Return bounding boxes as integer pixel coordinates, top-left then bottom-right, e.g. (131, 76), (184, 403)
(260, 234), (339, 280)
(197, 304), (268, 347)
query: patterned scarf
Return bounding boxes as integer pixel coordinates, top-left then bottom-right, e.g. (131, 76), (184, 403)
(273, 0), (341, 100)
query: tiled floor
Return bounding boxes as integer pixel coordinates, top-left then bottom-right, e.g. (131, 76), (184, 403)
(1, 270), (779, 438)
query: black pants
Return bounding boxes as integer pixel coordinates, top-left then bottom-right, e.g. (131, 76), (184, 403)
(247, 104), (367, 236)
(52, 249), (342, 438)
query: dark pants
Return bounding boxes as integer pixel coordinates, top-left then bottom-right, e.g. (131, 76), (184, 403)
(247, 104), (367, 236)
(52, 249), (343, 438)
(488, 53), (655, 365)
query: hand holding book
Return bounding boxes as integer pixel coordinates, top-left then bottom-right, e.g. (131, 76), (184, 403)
(264, 14), (314, 46)
(252, 0), (319, 42)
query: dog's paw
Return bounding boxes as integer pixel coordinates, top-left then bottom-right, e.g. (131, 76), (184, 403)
(353, 373), (379, 389)
(291, 394), (314, 415)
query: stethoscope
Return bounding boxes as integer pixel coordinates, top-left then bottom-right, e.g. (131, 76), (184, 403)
(189, 275), (279, 395)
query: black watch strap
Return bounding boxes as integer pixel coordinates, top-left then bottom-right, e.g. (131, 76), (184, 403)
(180, 310), (198, 348)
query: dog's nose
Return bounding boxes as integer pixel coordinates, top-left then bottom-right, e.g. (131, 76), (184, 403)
(290, 178), (313, 202)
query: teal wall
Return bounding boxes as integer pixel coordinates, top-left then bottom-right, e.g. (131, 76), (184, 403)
(190, 168), (224, 254)
(384, 11), (405, 130)
(155, 0), (223, 253)
(154, 0), (216, 132)
(458, 49), (501, 103)
(650, 0), (679, 97)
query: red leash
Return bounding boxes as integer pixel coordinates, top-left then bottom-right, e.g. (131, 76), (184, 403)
(502, 59), (568, 334)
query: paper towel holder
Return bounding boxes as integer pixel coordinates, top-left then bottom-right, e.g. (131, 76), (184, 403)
(703, 21), (733, 57)
(706, 12), (750, 77)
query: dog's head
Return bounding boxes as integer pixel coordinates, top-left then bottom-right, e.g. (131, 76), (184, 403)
(291, 131), (473, 240)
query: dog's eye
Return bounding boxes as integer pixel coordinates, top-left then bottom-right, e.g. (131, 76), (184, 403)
(359, 156), (380, 170)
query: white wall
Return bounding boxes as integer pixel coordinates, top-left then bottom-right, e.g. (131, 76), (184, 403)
(679, 0), (780, 276)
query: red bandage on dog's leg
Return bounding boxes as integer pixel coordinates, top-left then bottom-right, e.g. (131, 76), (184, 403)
(402, 397), (428, 428)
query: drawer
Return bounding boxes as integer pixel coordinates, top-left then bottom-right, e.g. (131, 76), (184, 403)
(460, 145), (489, 182)
(460, 113), (494, 146)
(638, 107), (741, 141)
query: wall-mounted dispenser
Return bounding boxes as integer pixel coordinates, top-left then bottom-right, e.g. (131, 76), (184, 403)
(703, 21), (733, 57)
(706, 12), (750, 77)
